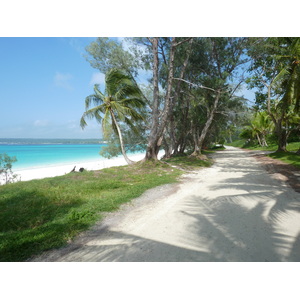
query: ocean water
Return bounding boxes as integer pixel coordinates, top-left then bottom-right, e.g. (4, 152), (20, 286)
(0, 141), (112, 171)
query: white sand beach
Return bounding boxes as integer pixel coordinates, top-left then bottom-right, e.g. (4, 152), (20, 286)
(14, 151), (164, 182)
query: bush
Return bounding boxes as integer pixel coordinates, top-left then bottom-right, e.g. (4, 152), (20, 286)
(0, 153), (19, 185)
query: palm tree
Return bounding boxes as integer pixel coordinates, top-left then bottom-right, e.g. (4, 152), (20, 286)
(80, 68), (145, 164)
(274, 38), (300, 153)
(251, 111), (273, 147)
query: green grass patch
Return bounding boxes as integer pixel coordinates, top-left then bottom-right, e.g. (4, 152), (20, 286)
(226, 140), (245, 148)
(210, 145), (226, 150)
(268, 152), (300, 169)
(242, 142), (300, 153)
(227, 141), (300, 152)
(162, 153), (213, 171)
(1, 159), (201, 261)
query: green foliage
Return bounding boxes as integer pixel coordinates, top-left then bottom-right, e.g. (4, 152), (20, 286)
(162, 153), (213, 170)
(268, 151), (300, 169)
(226, 140), (245, 148)
(81, 68), (145, 134)
(100, 125), (146, 159)
(81, 68), (146, 163)
(0, 153), (18, 185)
(246, 37), (300, 152)
(85, 38), (142, 77)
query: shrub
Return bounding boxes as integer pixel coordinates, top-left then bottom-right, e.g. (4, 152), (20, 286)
(0, 153), (19, 185)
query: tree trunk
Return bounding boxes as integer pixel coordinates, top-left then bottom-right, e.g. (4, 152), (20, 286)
(144, 38), (160, 161)
(194, 90), (221, 155)
(275, 122), (287, 152)
(228, 132), (233, 144)
(256, 133), (262, 147)
(261, 134), (268, 147)
(265, 82), (287, 153)
(162, 136), (172, 158)
(110, 110), (134, 165)
(144, 37), (177, 161)
(168, 38), (194, 156)
(191, 125), (200, 156)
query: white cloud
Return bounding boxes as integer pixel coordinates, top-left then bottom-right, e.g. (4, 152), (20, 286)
(90, 72), (105, 86)
(54, 72), (73, 90)
(34, 120), (49, 127)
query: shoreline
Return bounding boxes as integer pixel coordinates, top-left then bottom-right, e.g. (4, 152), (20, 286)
(13, 151), (164, 182)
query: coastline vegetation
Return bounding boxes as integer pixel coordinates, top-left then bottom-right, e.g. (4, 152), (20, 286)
(0, 153), (18, 185)
(0, 154), (212, 262)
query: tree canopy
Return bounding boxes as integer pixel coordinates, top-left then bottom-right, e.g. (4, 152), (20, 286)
(82, 37), (300, 160)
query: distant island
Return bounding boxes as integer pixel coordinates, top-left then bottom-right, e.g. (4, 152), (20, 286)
(0, 138), (105, 145)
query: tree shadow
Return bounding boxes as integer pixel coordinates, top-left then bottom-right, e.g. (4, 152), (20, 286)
(179, 196), (295, 261)
(31, 226), (220, 262)
(32, 188), (300, 262)
(0, 188), (88, 261)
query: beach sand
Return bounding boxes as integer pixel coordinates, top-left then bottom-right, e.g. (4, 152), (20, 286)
(14, 152), (164, 182)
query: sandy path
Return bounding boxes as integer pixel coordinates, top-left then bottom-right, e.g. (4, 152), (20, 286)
(31, 146), (300, 262)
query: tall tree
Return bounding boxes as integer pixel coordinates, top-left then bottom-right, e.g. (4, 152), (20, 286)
(175, 37), (249, 155)
(247, 37), (300, 152)
(80, 68), (145, 164)
(143, 37), (192, 161)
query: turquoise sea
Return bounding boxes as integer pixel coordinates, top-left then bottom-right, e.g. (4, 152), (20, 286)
(0, 139), (114, 171)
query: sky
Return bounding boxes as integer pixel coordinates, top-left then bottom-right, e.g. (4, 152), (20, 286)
(0, 37), (110, 139)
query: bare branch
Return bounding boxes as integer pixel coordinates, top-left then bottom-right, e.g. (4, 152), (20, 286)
(174, 37), (193, 47)
(173, 78), (217, 92)
(229, 79), (244, 98)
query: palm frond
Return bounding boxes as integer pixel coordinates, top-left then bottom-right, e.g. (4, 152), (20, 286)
(93, 84), (106, 102)
(101, 109), (112, 136)
(273, 67), (290, 86)
(110, 101), (127, 121)
(81, 67), (145, 149)
(105, 68), (130, 96)
(291, 38), (300, 58)
(124, 117), (139, 135)
(80, 114), (88, 129)
(80, 108), (102, 129)
(85, 95), (95, 110)
(119, 97), (145, 108)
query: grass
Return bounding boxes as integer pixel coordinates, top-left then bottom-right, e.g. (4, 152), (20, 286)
(268, 152), (300, 169)
(227, 140), (300, 152)
(0, 156), (211, 262)
(162, 152), (213, 170)
(226, 140), (245, 148)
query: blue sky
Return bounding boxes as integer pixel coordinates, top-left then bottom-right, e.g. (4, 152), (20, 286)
(0, 37), (107, 139)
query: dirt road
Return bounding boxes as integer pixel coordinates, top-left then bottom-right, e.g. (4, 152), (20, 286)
(31, 146), (300, 261)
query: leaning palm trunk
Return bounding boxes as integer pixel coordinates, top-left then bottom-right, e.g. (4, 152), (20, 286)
(256, 133), (262, 147)
(110, 110), (134, 165)
(261, 134), (268, 147)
